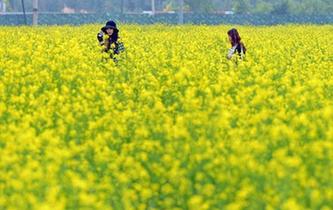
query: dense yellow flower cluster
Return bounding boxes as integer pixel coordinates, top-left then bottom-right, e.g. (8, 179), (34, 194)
(0, 24), (332, 209)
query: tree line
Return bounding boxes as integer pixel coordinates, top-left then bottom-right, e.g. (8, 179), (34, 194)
(2, 0), (333, 15)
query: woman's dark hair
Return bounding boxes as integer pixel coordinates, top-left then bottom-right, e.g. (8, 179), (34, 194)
(111, 30), (119, 43)
(105, 30), (119, 51)
(228, 28), (246, 54)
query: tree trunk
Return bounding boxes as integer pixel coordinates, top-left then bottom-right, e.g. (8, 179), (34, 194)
(151, 0), (155, 14)
(178, 0), (184, 24)
(32, 0), (38, 25)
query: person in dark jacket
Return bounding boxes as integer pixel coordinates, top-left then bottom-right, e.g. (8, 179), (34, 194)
(97, 20), (125, 60)
(227, 28), (246, 60)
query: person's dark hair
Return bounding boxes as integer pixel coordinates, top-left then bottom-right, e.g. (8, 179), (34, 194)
(111, 30), (119, 42)
(227, 28), (246, 54)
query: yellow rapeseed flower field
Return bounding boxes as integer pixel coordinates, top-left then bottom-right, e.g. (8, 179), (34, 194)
(0, 24), (333, 210)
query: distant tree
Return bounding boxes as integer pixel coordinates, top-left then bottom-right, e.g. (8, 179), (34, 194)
(233, 0), (251, 14)
(271, 0), (290, 15)
(252, 0), (273, 14)
(185, 0), (215, 13)
(7, 0), (29, 11)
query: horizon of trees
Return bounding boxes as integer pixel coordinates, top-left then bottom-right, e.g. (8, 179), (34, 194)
(1, 0), (333, 15)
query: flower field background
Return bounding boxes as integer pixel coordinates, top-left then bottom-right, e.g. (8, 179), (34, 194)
(0, 25), (333, 210)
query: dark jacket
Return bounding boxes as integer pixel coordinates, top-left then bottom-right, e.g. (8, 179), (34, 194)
(227, 43), (246, 59)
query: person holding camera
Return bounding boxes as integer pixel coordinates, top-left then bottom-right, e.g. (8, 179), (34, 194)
(97, 20), (125, 61)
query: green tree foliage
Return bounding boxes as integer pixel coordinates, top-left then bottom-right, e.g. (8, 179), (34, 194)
(233, 0), (251, 14)
(271, 0), (290, 15)
(185, 0), (215, 13)
(5, 0), (333, 15)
